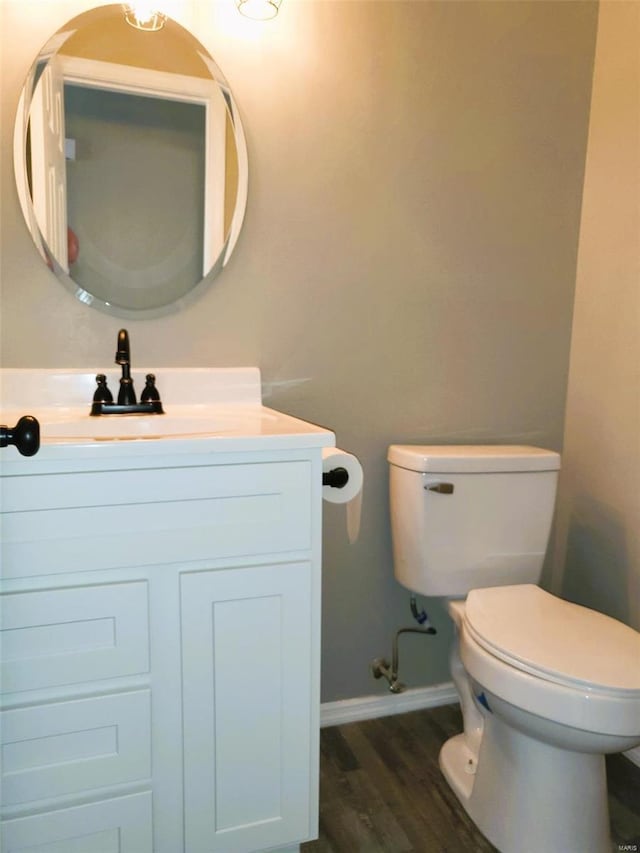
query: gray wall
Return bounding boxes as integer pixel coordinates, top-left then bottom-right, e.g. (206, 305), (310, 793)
(1, 0), (598, 702)
(550, 0), (640, 633)
(64, 88), (206, 309)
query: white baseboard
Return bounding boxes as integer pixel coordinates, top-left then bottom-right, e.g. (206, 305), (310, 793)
(320, 690), (640, 772)
(320, 681), (458, 728)
(624, 746), (640, 768)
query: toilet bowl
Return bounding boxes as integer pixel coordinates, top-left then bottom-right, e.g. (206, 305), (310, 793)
(387, 444), (640, 853)
(460, 585), (640, 748)
(441, 587), (640, 853)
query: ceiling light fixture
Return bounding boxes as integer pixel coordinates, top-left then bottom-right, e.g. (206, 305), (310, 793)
(236, 0), (282, 20)
(123, 3), (167, 31)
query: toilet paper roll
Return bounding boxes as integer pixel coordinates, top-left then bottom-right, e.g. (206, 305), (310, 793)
(322, 447), (364, 543)
(346, 491), (362, 545)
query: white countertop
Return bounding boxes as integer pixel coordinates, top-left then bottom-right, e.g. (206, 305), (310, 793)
(0, 368), (335, 468)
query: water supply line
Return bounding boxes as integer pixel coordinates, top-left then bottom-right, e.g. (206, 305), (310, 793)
(410, 595), (429, 625)
(371, 596), (436, 693)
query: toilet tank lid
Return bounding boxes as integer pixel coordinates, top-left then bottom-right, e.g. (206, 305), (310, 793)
(387, 445), (561, 473)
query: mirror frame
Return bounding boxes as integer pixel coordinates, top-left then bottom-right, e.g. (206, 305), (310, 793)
(13, 5), (248, 320)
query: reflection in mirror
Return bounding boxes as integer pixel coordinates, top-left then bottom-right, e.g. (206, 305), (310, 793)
(14, 4), (248, 318)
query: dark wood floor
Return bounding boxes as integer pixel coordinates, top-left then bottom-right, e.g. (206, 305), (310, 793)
(301, 704), (640, 853)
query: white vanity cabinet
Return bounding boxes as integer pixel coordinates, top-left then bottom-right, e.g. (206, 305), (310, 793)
(0, 425), (331, 853)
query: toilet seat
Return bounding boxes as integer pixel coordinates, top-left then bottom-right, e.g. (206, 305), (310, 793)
(463, 585), (640, 697)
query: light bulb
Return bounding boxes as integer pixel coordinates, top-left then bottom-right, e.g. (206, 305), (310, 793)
(123, 3), (167, 31)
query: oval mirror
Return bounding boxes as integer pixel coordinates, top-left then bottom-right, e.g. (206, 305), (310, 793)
(14, 4), (248, 318)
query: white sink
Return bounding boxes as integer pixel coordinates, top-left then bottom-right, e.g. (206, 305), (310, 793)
(0, 368), (334, 454)
(41, 407), (279, 440)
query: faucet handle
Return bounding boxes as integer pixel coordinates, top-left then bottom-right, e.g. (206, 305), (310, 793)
(141, 374), (161, 403)
(93, 374), (114, 404)
(141, 374), (164, 413)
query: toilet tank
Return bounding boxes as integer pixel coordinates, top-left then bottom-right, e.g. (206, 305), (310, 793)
(387, 445), (561, 598)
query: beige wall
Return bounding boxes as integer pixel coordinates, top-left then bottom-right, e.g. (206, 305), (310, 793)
(550, 1), (640, 631)
(1, 0), (597, 701)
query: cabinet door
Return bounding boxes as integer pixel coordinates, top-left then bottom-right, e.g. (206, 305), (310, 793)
(181, 562), (313, 853)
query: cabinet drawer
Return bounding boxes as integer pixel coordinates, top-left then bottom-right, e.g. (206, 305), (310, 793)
(2, 791), (152, 853)
(2, 461), (312, 578)
(1, 582), (149, 694)
(2, 690), (151, 806)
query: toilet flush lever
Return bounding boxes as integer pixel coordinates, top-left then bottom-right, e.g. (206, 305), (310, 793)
(425, 482), (454, 494)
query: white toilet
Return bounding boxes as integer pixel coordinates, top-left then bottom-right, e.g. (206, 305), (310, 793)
(387, 444), (640, 853)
